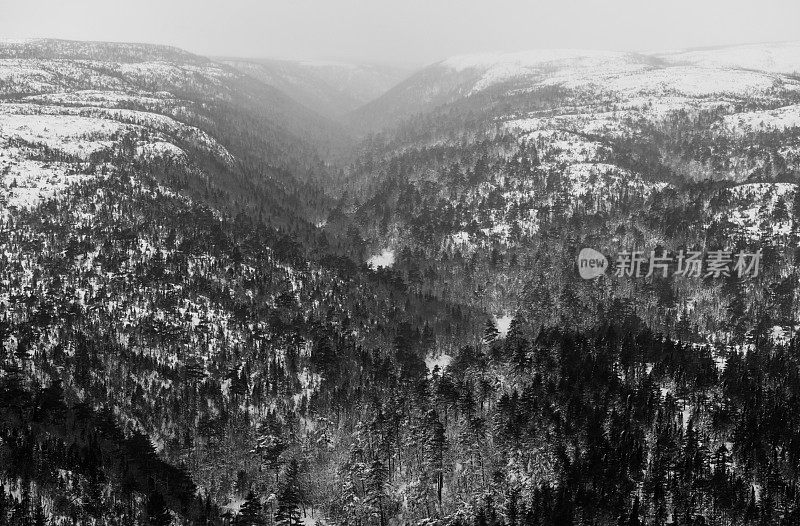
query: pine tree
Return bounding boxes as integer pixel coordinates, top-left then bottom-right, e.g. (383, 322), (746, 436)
(504, 314), (526, 354)
(483, 319), (499, 344)
(275, 459), (302, 526)
(33, 498), (47, 526)
(254, 412), (288, 483)
(146, 490), (172, 526)
(236, 491), (265, 526)
(366, 457), (388, 526)
(425, 410), (446, 507)
(626, 496), (641, 526)
(14, 484), (32, 526)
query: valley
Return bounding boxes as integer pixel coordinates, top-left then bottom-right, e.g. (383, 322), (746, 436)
(1, 38), (800, 526)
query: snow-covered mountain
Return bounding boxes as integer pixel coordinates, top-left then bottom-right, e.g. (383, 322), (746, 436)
(346, 43), (800, 185)
(658, 41), (800, 75)
(0, 38), (356, 226)
(349, 43), (800, 134)
(436, 45), (800, 98)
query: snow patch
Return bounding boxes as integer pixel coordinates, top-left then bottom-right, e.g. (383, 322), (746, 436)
(367, 248), (395, 269)
(425, 353), (452, 373)
(495, 315), (513, 336)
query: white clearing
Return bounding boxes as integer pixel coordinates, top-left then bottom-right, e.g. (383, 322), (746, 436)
(425, 353), (452, 374)
(367, 248), (395, 269)
(496, 315), (513, 336)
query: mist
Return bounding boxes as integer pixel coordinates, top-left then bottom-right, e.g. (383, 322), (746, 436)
(2, 0), (800, 65)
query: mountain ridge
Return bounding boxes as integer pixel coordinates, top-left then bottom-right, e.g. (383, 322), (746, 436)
(345, 41), (800, 135)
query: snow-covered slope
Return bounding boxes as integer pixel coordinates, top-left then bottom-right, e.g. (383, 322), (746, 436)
(438, 43), (800, 99)
(0, 38), (352, 224)
(0, 100), (239, 210)
(440, 49), (655, 94)
(350, 42), (800, 135)
(658, 42), (800, 76)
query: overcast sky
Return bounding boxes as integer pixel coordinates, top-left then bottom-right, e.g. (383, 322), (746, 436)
(2, 0), (800, 65)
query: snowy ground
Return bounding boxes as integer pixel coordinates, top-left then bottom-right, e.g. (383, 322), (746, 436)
(721, 104), (800, 135)
(440, 47), (800, 100)
(495, 314), (513, 336)
(425, 353), (452, 374)
(0, 94), (235, 210)
(367, 248), (395, 269)
(719, 182), (796, 240)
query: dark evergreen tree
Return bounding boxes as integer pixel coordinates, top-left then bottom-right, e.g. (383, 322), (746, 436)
(275, 459), (302, 526)
(146, 491), (172, 526)
(482, 319), (499, 344)
(236, 491), (265, 526)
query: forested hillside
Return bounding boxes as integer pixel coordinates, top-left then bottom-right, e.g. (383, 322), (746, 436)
(2, 39), (800, 526)
(0, 38), (353, 230)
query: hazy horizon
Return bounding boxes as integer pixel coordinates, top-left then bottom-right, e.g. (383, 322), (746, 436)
(2, 0), (800, 66)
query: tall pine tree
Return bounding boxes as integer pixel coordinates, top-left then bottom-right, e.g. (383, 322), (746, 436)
(275, 459), (302, 526)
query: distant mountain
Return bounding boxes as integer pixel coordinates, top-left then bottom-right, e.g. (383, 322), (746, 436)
(0, 37), (208, 63)
(348, 44), (800, 135)
(0, 38), (356, 228)
(657, 41), (800, 75)
(223, 57), (412, 119)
